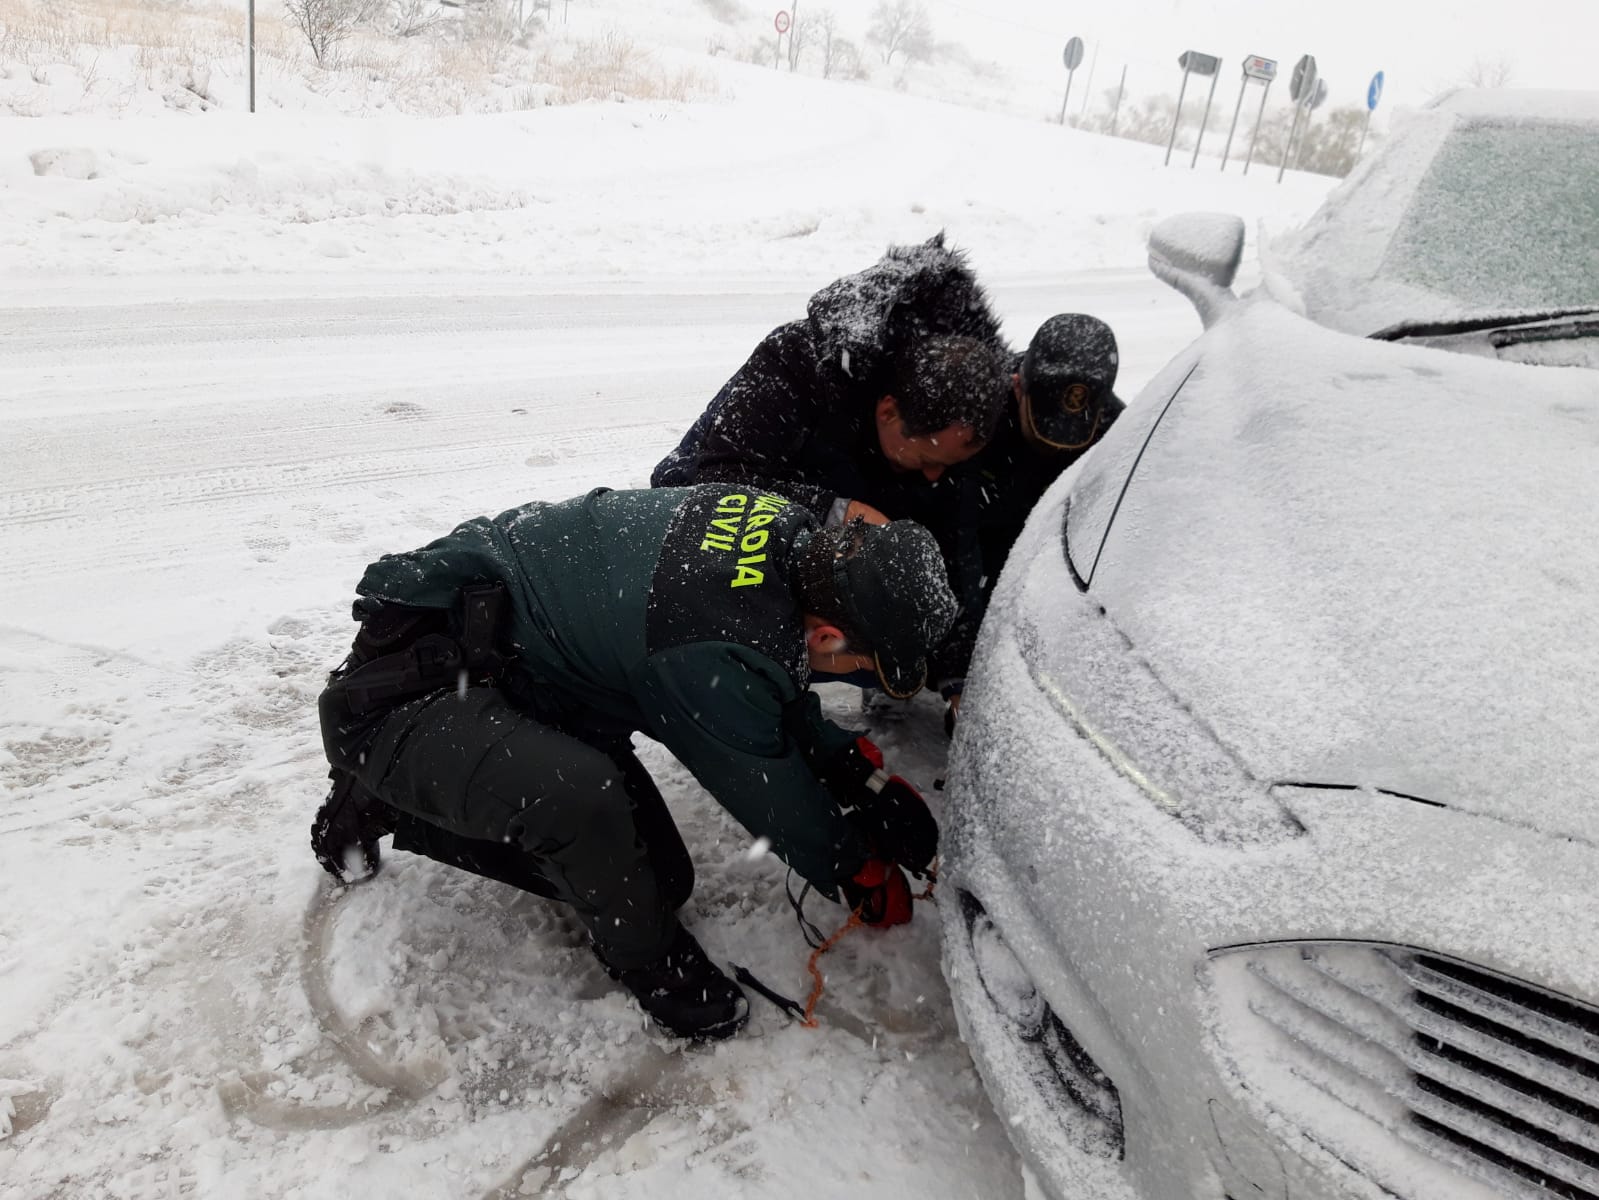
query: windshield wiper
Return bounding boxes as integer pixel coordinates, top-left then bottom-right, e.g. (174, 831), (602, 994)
(1490, 318), (1599, 348)
(1369, 306), (1599, 342)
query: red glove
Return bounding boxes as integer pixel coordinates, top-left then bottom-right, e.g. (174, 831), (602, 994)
(841, 858), (914, 927)
(828, 737), (939, 877)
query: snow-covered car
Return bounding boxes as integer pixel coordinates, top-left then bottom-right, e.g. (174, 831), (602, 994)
(939, 89), (1599, 1200)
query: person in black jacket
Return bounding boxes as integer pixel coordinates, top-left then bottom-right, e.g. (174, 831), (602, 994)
(653, 233), (1014, 531)
(312, 486), (956, 1041)
(653, 236), (1124, 716)
(932, 313), (1126, 711)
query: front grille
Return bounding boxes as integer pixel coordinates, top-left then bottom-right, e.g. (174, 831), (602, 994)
(1219, 942), (1599, 1199)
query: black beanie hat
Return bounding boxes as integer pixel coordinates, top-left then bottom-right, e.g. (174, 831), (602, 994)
(794, 520), (957, 698)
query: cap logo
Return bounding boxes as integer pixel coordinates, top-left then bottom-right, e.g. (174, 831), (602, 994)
(1064, 382), (1091, 413)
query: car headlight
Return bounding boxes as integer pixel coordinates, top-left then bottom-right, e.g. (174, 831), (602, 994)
(1008, 544), (1302, 847)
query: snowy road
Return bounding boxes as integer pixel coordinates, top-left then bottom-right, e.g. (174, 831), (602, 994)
(0, 271), (1193, 1198)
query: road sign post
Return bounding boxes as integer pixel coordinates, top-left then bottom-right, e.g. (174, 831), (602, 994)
(1110, 63), (1127, 135)
(1278, 53), (1317, 183)
(1222, 55), (1275, 172)
(1294, 77), (1328, 170)
(1165, 63), (1192, 165)
(1167, 50), (1219, 166)
(773, 10), (789, 68)
(1190, 55), (1222, 168)
(1059, 36), (1085, 125)
(246, 0), (255, 112)
(1360, 69), (1384, 156)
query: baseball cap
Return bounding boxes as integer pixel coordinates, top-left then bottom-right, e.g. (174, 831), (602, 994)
(1020, 313), (1122, 451)
(804, 520), (958, 699)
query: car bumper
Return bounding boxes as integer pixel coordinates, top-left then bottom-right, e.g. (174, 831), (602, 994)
(940, 602), (1599, 1200)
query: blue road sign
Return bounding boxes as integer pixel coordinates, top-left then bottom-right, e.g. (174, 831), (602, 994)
(1368, 70), (1385, 110)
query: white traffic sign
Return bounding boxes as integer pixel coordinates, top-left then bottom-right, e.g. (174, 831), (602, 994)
(774, 9), (790, 34)
(1178, 49), (1220, 76)
(1063, 36), (1084, 70)
(1242, 54), (1277, 81)
(1224, 56), (1276, 172)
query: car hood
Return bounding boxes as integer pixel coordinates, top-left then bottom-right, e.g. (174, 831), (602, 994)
(1089, 299), (1599, 843)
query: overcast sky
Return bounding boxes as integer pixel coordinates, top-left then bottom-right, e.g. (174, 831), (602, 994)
(820, 0), (1599, 115)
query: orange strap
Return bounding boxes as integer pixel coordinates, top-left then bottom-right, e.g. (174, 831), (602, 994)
(800, 870), (937, 1029)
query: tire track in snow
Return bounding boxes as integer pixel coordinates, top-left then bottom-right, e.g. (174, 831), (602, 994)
(220, 882), (446, 1131)
(477, 1045), (680, 1200)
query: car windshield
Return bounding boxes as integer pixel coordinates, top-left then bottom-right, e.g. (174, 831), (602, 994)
(1380, 121), (1599, 312)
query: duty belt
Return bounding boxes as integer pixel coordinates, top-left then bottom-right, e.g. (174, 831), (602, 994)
(338, 583), (508, 716)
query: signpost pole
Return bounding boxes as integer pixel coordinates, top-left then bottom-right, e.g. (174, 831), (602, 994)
(1359, 109), (1372, 157)
(1277, 105), (1303, 182)
(1279, 54), (1317, 183)
(1295, 77), (1327, 171)
(1079, 39), (1098, 115)
(1220, 75), (1247, 171)
(1165, 65), (1192, 166)
(246, 0), (255, 112)
(1059, 36), (1084, 126)
(1242, 78), (1271, 174)
(773, 10), (789, 68)
(1110, 64), (1127, 136)
(1190, 62), (1221, 168)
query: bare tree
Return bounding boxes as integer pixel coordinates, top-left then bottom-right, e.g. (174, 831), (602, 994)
(283, 0), (382, 65)
(787, 5), (809, 71)
(389, 0), (439, 38)
(834, 36), (868, 80)
(866, 0), (932, 67)
(815, 7), (840, 78)
(1461, 54), (1513, 88)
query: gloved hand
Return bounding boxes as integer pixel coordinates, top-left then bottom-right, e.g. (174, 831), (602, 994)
(828, 736), (938, 877)
(840, 858), (914, 927)
(311, 770), (390, 884)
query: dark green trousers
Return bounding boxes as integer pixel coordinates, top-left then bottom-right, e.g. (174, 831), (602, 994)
(330, 686), (692, 969)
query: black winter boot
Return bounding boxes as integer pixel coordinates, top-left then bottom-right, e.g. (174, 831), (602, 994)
(599, 926), (749, 1041)
(311, 770), (392, 884)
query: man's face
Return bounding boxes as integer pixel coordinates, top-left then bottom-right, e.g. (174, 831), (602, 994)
(875, 397), (984, 482)
(803, 616), (875, 675)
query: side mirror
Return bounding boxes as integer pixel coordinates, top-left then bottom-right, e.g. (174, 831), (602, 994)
(1148, 213), (1245, 328)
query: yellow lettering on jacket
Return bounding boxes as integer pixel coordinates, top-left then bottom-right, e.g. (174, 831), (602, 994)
(692, 491), (790, 588)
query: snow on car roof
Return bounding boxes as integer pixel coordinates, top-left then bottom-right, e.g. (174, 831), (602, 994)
(1264, 89), (1599, 336)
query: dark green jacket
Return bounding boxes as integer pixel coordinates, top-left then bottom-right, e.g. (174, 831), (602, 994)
(353, 485), (865, 892)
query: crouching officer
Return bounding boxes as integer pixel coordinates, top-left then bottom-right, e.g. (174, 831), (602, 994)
(311, 485), (957, 1041)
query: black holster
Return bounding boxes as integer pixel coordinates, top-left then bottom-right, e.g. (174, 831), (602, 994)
(320, 583), (508, 770)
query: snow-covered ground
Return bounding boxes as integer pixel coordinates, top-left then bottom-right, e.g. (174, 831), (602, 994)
(0, 14), (1337, 1196)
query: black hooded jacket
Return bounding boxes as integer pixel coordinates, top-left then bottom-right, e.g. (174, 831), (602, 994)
(651, 233), (1008, 523)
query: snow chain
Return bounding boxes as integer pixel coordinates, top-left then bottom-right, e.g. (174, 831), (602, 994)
(733, 864), (938, 1030)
